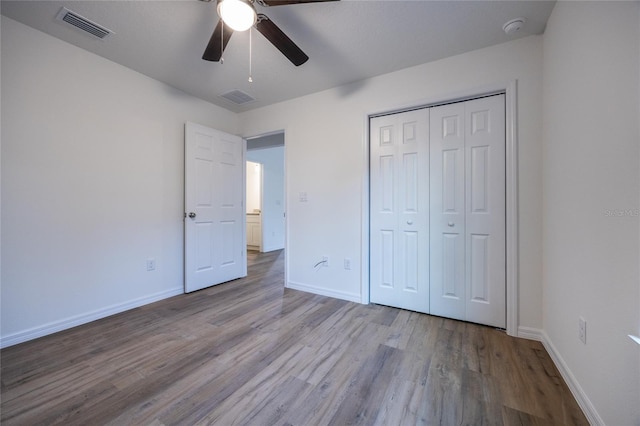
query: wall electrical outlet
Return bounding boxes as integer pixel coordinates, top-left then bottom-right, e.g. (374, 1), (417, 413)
(578, 317), (587, 344)
(344, 258), (351, 270)
(146, 258), (156, 271)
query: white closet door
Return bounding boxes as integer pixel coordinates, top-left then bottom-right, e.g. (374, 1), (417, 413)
(464, 95), (505, 327)
(370, 109), (430, 313)
(429, 102), (467, 321)
(430, 95), (505, 327)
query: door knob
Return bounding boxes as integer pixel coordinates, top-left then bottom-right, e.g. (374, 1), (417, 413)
(448, 221), (455, 227)
(407, 220), (413, 225)
(188, 212), (196, 219)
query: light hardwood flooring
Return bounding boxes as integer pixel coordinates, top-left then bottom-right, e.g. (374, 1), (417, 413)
(1, 250), (588, 425)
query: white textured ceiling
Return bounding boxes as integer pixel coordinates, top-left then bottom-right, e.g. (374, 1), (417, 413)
(1, 0), (555, 113)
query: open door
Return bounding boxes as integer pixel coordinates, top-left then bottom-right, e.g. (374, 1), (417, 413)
(184, 122), (246, 293)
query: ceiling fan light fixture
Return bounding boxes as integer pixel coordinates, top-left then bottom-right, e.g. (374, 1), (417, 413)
(217, 0), (257, 32)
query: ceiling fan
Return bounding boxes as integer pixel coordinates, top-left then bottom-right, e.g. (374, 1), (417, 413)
(201, 0), (338, 66)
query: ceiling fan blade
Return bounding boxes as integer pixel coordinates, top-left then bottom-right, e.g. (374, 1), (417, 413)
(255, 14), (309, 66)
(202, 20), (234, 62)
(258, 0), (338, 6)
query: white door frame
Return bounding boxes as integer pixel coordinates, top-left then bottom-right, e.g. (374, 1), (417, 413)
(361, 80), (519, 336)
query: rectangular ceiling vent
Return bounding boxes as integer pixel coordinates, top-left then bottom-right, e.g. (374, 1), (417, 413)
(220, 89), (256, 105)
(56, 7), (114, 40)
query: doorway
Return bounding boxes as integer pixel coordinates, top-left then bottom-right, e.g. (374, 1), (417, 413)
(245, 132), (286, 257)
(246, 160), (263, 251)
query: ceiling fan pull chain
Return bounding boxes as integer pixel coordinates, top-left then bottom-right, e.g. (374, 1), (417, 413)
(221, 23), (224, 64)
(248, 26), (253, 83)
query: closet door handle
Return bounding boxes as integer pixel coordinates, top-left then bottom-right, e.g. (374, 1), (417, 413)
(407, 220), (413, 225)
(448, 221), (455, 227)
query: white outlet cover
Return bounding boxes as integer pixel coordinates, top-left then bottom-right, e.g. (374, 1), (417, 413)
(578, 317), (586, 344)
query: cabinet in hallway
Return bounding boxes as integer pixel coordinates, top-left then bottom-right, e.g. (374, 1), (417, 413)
(246, 213), (262, 251)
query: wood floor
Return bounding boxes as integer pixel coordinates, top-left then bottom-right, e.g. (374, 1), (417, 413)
(1, 250), (587, 425)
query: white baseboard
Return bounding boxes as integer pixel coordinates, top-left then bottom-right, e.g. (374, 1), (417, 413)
(540, 330), (604, 426)
(261, 245), (285, 253)
(0, 287), (183, 349)
(286, 281), (362, 304)
(517, 326), (544, 341)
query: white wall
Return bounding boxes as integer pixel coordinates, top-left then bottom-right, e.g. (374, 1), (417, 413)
(542, 3), (640, 425)
(240, 36), (544, 327)
(0, 17), (239, 346)
(246, 161), (262, 213)
(247, 146), (285, 252)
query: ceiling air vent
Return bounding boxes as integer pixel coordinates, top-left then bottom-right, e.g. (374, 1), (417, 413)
(56, 7), (114, 40)
(220, 89), (255, 105)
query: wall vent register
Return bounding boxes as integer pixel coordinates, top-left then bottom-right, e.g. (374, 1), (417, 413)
(220, 89), (256, 105)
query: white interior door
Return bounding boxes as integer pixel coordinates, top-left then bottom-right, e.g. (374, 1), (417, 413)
(430, 95), (506, 327)
(429, 102), (467, 321)
(185, 122), (246, 293)
(370, 109), (430, 313)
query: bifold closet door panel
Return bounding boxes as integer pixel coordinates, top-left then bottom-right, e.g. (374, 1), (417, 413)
(464, 95), (506, 328)
(429, 102), (467, 321)
(429, 94), (506, 328)
(370, 109), (430, 313)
